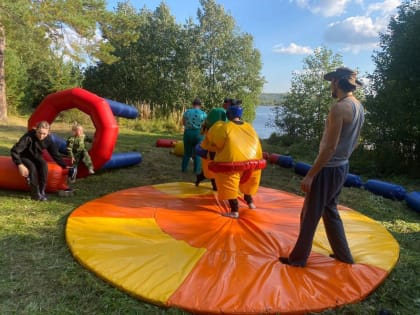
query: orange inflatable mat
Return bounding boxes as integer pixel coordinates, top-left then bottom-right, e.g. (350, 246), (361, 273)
(66, 182), (399, 314)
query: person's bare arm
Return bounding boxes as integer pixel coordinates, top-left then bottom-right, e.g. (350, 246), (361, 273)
(300, 104), (345, 193)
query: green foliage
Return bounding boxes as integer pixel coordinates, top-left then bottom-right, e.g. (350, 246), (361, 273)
(273, 47), (343, 142)
(83, 0), (263, 122)
(196, 0), (263, 121)
(1, 0), (116, 115)
(363, 0), (420, 177)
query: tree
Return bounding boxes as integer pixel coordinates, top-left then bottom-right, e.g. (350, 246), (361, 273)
(83, 0), (264, 122)
(364, 0), (420, 176)
(196, 0), (263, 121)
(0, 24), (5, 121)
(0, 0), (117, 120)
(273, 47), (343, 142)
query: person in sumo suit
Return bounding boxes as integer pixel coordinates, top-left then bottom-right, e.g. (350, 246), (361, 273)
(201, 99), (265, 218)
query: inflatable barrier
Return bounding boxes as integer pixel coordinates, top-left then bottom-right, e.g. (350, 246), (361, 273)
(294, 161), (311, 176)
(268, 153), (294, 168)
(344, 173), (364, 188)
(405, 191), (420, 213)
(268, 153), (280, 164)
(156, 139), (178, 148)
(104, 98), (138, 119)
(102, 152), (142, 169)
(0, 156), (68, 193)
(364, 179), (407, 201)
(277, 155), (294, 168)
(171, 141), (184, 157)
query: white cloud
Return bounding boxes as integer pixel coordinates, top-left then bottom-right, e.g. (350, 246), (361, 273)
(325, 16), (381, 45)
(292, 0), (351, 17)
(324, 0), (400, 53)
(366, 0), (401, 15)
(272, 43), (313, 55)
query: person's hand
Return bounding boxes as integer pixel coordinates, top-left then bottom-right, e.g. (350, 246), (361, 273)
(18, 164), (29, 178)
(300, 174), (314, 193)
(71, 157), (75, 164)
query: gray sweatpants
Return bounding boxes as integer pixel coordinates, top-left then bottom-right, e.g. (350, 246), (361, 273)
(288, 164), (354, 266)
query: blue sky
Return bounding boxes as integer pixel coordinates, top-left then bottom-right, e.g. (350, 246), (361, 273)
(106, 0), (401, 93)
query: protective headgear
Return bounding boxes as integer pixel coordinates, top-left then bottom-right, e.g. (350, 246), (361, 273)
(226, 101), (243, 120)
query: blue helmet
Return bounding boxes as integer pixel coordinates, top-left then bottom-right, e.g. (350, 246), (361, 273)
(226, 100), (243, 120)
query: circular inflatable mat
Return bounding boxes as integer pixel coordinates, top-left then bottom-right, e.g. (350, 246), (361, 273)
(66, 182), (399, 314)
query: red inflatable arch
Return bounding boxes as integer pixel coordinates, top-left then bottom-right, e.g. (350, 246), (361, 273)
(28, 88), (119, 177)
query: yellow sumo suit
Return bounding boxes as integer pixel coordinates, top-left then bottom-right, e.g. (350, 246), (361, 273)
(201, 119), (265, 201)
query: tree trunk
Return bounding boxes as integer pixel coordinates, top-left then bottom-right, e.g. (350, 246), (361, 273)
(0, 24), (7, 122)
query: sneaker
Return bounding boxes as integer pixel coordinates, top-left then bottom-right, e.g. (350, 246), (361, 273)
(222, 212), (239, 219)
(88, 168), (95, 175)
(248, 202), (256, 209)
(68, 167), (77, 182)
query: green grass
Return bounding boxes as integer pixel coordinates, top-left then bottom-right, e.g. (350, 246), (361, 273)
(1, 117), (419, 315)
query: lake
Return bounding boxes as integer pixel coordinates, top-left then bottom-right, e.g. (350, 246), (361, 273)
(252, 105), (278, 139)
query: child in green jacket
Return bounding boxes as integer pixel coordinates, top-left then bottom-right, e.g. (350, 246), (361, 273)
(67, 124), (95, 176)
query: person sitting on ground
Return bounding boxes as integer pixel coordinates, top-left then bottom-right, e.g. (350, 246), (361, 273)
(66, 123), (95, 177)
(202, 100), (265, 218)
(11, 121), (68, 201)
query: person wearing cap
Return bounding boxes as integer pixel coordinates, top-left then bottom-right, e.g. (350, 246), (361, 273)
(223, 97), (233, 110)
(279, 67), (364, 267)
(203, 99), (265, 219)
(181, 98), (207, 174)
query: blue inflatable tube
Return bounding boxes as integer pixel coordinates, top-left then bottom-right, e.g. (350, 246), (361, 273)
(277, 155), (294, 168)
(364, 179), (407, 201)
(50, 133), (68, 154)
(102, 152), (142, 169)
(405, 191), (420, 213)
(104, 99), (138, 119)
(294, 162), (311, 176)
(344, 173), (364, 188)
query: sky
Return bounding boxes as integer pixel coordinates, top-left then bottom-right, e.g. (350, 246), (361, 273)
(106, 0), (402, 93)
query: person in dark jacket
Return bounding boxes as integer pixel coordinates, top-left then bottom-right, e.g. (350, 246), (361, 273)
(11, 121), (68, 201)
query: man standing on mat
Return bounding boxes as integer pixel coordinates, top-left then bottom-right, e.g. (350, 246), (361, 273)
(280, 67), (364, 267)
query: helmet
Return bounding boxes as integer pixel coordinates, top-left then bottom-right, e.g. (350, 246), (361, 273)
(226, 101), (243, 120)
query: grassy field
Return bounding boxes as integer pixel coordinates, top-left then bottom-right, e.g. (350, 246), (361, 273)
(0, 117), (419, 315)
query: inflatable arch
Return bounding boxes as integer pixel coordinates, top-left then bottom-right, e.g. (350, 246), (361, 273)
(29, 88), (119, 178)
(0, 88), (142, 193)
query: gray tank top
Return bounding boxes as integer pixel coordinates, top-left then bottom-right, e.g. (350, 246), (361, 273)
(325, 98), (364, 167)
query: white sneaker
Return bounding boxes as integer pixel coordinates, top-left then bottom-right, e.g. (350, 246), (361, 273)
(88, 168), (95, 175)
(222, 212), (239, 219)
(248, 203), (256, 209)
